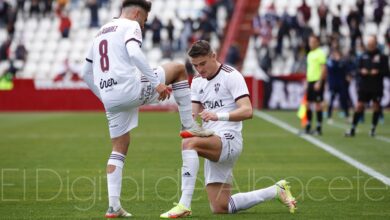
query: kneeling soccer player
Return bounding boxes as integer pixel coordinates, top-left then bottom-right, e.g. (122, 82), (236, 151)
(160, 40), (297, 218)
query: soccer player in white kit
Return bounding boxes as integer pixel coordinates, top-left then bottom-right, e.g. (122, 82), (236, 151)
(160, 40), (297, 218)
(81, 1), (213, 218)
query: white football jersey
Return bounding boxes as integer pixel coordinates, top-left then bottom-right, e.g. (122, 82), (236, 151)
(191, 64), (250, 135)
(85, 18), (146, 110)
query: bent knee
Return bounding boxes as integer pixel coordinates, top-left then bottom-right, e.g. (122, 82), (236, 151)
(181, 138), (197, 150)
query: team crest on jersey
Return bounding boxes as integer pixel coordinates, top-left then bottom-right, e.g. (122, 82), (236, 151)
(200, 89), (204, 94)
(214, 83), (220, 93)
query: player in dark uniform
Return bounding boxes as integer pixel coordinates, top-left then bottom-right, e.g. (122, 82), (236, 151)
(345, 36), (389, 137)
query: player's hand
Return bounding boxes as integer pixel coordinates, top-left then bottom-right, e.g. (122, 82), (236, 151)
(199, 110), (218, 122)
(361, 68), (368, 75)
(314, 81), (321, 91)
(155, 83), (171, 101)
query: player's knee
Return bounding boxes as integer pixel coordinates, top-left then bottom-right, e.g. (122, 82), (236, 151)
(181, 138), (197, 150)
(210, 204), (228, 214)
(173, 62), (187, 80)
(106, 165), (116, 174)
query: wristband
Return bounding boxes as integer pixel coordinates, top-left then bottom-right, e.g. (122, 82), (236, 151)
(216, 112), (229, 121)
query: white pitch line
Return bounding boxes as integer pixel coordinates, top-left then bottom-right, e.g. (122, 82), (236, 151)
(254, 110), (390, 186)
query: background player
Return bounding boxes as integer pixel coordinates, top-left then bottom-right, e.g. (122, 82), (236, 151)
(160, 40), (296, 218)
(81, 0), (213, 218)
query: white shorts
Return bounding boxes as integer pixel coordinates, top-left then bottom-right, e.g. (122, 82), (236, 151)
(106, 66), (166, 138)
(204, 131), (243, 185)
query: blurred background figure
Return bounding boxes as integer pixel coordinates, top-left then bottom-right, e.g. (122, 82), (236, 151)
(326, 48), (350, 123)
(345, 36), (389, 137)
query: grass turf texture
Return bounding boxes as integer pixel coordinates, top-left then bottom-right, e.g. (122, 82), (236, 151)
(0, 111), (389, 219)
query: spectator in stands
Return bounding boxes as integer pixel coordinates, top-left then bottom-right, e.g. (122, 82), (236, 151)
(226, 42), (241, 68)
(275, 11), (291, 59)
(356, 0), (365, 21)
(150, 16), (163, 47)
(326, 48), (350, 122)
(348, 18), (362, 54)
(331, 5), (342, 36)
(166, 19), (175, 49)
(42, 0), (54, 17)
(16, 0), (25, 16)
(29, 0), (41, 18)
(298, 0), (311, 24)
(304, 35), (327, 135)
(0, 38), (11, 61)
(87, 0), (99, 28)
(15, 40), (28, 62)
(59, 11), (72, 38)
(373, 0), (387, 29)
(197, 14), (215, 42)
(0, 0), (10, 28)
(345, 36), (389, 137)
(317, 1), (328, 39)
(179, 18), (193, 51)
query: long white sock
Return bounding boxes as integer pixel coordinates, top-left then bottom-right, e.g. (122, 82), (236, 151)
(172, 81), (194, 128)
(178, 150), (199, 208)
(107, 151), (125, 210)
(228, 185), (277, 213)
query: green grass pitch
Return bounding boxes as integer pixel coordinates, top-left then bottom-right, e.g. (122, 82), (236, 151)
(0, 111), (389, 219)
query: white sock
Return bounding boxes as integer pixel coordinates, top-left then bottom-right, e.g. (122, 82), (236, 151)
(107, 151), (126, 210)
(228, 185), (277, 213)
(178, 150), (199, 208)
(172, 81), (194, 128)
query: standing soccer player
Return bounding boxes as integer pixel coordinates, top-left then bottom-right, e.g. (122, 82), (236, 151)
(160, 40), (296, 218)
(345, 36), (389, 137)
(304, 35), (327, 135)
(81, 0), (213, 218)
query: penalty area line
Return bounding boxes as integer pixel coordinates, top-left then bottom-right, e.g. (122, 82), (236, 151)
(254, 110), (390, 186)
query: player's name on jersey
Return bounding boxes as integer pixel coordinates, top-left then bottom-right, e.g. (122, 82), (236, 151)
(96, 25), (118, 37)
(34, 80), (89, 90)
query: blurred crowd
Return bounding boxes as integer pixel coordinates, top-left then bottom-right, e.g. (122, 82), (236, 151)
(0, 0), (233, 81)
(252, 0), (390, 76)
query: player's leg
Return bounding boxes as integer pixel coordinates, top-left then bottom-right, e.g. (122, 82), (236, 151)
(160, 62), (213, 138)
(160, 135), (222, 218)
(207, 181), (297, 214)
(305, 83), (314, 134)
(106, 133), (131, 218)
(314, 83), (324, 135)
(346, 91), (366, 137)
(327, 90), (336, 120)
(370, 99), (381, 137)
(104, 110), (138, 218)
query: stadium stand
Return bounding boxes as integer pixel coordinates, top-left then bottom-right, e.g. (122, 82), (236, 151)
(0, 0), (229, 80)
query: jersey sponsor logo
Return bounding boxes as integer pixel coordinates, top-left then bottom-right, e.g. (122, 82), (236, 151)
(202, 99), (224, 109)
(100, 78), (118, 89)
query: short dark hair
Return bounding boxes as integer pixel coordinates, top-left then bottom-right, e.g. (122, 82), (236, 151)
(188, 40), (212, 58)
(122, 0), (152, 12)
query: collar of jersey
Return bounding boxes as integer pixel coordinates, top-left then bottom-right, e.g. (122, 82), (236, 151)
(207, 64), (223, 81)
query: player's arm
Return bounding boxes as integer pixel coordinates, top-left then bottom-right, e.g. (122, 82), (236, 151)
(81, 46), (101, 100)
(126, 41), (170, 100)
(199, 96), (253, 122)
(192, 102), (204, 120)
